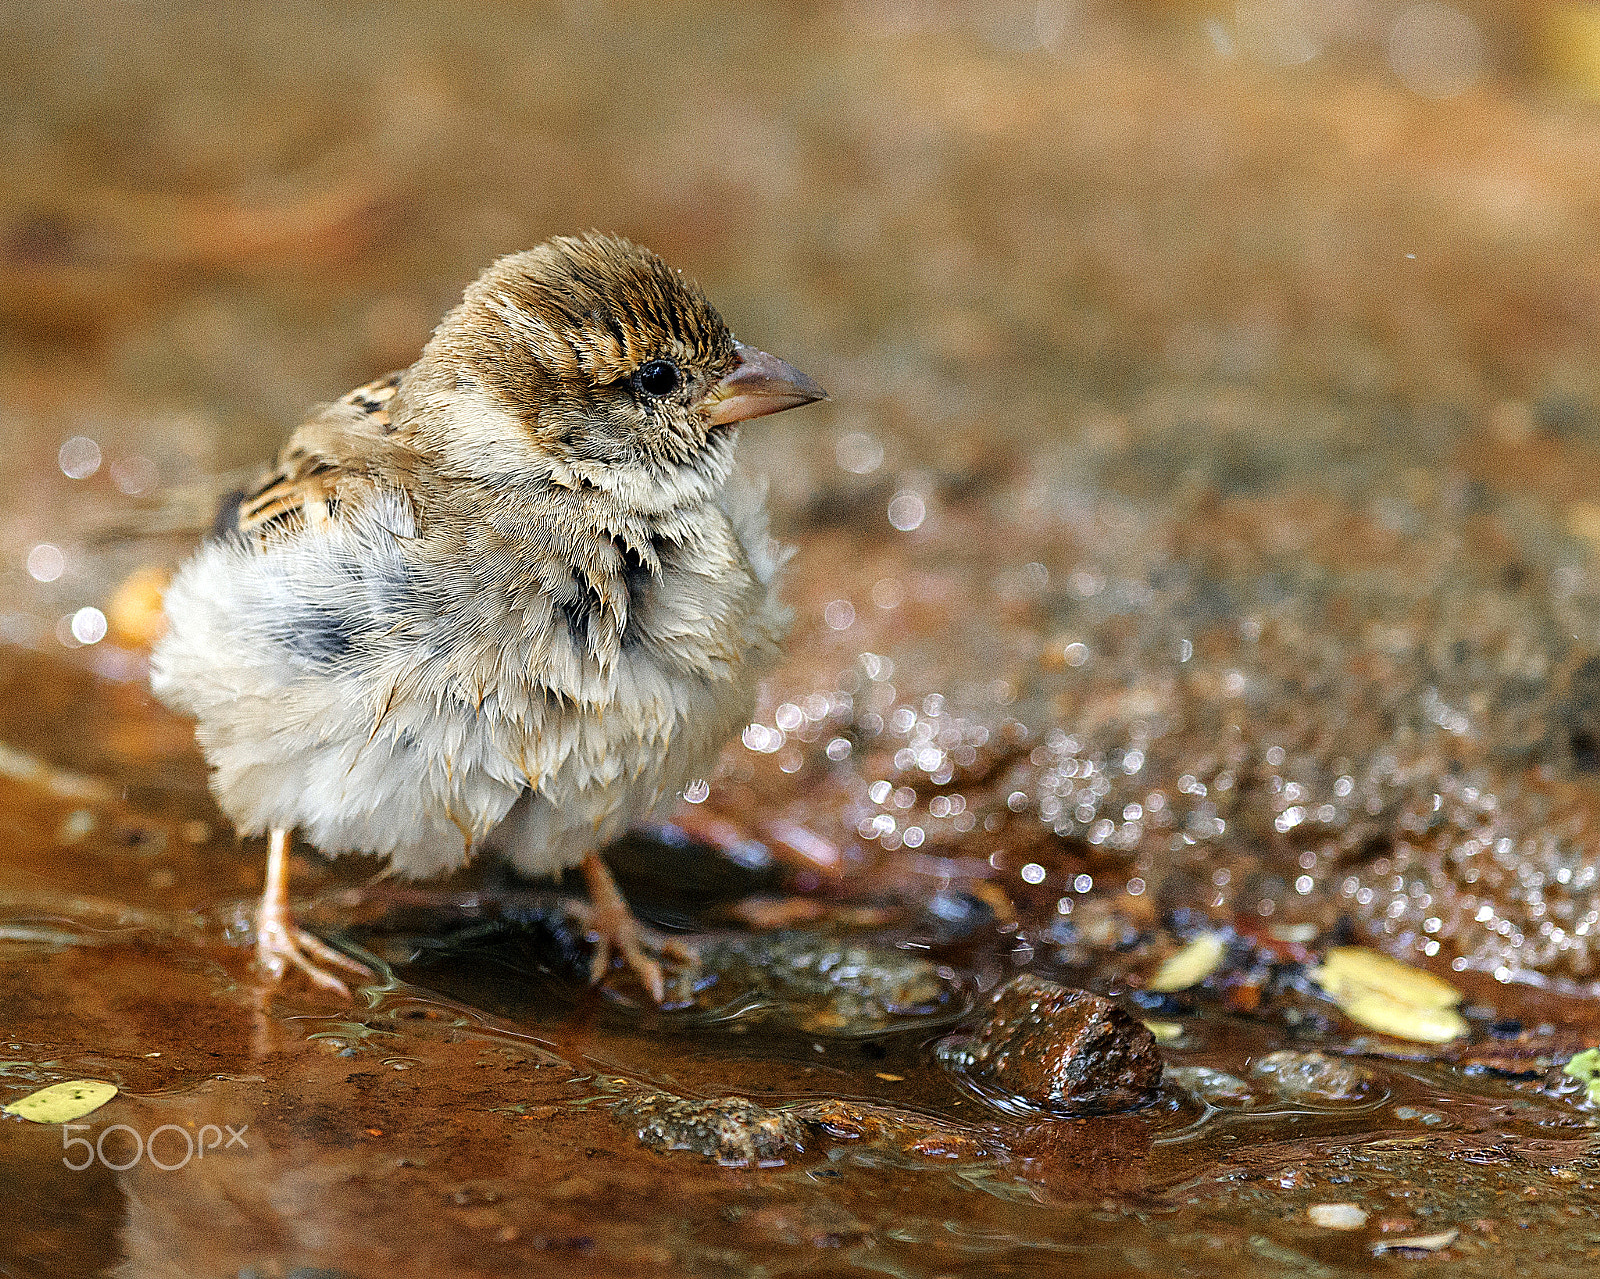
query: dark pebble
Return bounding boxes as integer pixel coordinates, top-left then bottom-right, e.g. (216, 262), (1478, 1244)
(941, 973), (1162, 1115)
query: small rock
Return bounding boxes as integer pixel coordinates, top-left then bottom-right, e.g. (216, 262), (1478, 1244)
(1251, 1049), (1374, 1103)
(696, 933), (954, 1034)
(792, 1098), (991, 1160)
(939, 974), (1162, 1115)
(917, 889), (997, 945)
(1166, 1065), (1255, 1106)
(617, 1093), (806, 1167)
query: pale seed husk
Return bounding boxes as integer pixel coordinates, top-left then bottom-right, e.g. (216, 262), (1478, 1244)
(1334, 986), (1468, 1043)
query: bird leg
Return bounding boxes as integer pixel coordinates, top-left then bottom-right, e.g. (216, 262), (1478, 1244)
(255, 828), (372, 996)
(578, 850), (694, 1004)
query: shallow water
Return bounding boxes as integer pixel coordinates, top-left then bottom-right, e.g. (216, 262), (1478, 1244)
(8, 1), (1600, 1275)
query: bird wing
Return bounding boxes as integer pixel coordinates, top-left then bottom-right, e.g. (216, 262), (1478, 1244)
(219, 371), (407, 542)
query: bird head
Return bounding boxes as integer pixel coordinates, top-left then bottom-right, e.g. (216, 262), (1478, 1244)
(403, 234), (826, 513)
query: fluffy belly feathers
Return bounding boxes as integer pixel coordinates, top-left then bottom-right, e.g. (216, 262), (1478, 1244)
(151, 490), (783, 880)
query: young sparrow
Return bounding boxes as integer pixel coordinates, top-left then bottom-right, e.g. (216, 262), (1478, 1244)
(151, 234), (826, 1001)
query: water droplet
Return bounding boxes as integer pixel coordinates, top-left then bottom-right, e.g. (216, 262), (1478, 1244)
(111, 454), (159, 495)
(741, 723), (783, 753)
(58, 436), (102, 480)
(886, 491), (926, 532)
(26, 544), (64, 583)
(69, 606), (107, 645)
(834, 431), (883, 475)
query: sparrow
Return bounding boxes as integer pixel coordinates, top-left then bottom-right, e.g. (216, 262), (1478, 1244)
(150, 233), (827, 1001)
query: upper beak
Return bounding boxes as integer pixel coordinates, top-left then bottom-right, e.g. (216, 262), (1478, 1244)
(702, 341), (829, 426)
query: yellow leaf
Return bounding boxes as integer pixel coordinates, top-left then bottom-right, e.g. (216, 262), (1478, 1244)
(4, 1079), (118, 1123)
(1311, 946), (1466, 1043)
(1148, 932), (1226, 992)
(1334, 987), (1468, 1044)
(1313, 946), (1460, 1009)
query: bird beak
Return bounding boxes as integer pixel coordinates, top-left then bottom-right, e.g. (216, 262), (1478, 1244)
(702, 341), (828, 426)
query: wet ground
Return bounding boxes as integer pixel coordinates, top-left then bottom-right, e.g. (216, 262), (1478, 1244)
(9, 1), (1600, 1275)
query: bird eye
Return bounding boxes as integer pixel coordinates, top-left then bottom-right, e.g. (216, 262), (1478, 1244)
(634, 359), (681, 398)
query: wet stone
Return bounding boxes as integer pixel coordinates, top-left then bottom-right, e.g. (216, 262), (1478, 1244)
(791, 1098), (992, 1162)
(939, 974), (1162, 1115)
(1166, 1065), (1256, 1107)
(359, 901), (959, 1025)
(695, 932), (956, 1034)
(1251, 1050), (1376, 1104)
(615, 1093), (807, 1168)
(916, 888), (998, 946)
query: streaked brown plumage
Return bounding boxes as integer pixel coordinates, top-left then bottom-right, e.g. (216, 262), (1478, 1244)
(152, 234), (827, 1000)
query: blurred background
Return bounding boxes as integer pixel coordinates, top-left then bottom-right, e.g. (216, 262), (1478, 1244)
(13, 0), (1600, 979)
(14, 0), (1600, 976)
(10, 0), (1600, 633)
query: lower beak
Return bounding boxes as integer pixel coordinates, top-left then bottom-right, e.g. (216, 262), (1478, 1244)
(702, 341), (829, 426)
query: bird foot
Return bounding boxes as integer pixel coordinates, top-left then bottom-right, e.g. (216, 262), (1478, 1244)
(571, 897), (696, 1005)
(256, 911), (371, 998)
(252, 827), (371, 998)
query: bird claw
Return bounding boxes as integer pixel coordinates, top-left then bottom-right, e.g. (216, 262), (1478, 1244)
(576, 900), (695, 1005)
(256, 916), (370, 998)
(576, 848), (697, 1004)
